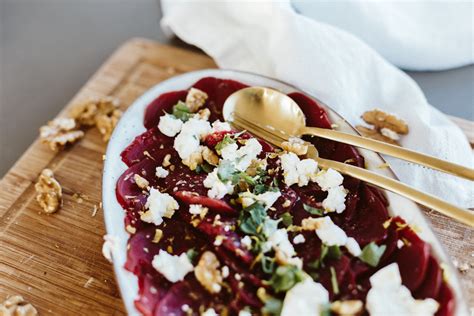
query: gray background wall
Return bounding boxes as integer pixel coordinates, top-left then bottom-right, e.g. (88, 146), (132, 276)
(0, 0), (472, 177)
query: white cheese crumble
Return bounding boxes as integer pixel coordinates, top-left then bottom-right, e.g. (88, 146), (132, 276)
(268, 229), (302, 268)
(241, 235), (252, 249)
(281, 278), (329, 316)
(238, 190), (281, 209)
(155, 166), (169, 178)
(308, 216), (361, 256)
(220, 142), (239, 160)
(322, 185), (347, 213)
(219, 138), (262, 172)
(345, 237), (362, 256)
(158, 114), (183, 137)
(315, 168), (344, 190)
(293, 234), (306, 244)
(366, 263), (439, 316)
(203, 168), (234, 199)
(189, 204), (207, 216)
(201, 308), (218, 316)
(141, 188), (179, 225)
(280, 152), (318, 187)
(173, 117), (211, 160)
(238, 310), (252, 316)
(152, 250), (194, 283)
(211, 120), (232, 133)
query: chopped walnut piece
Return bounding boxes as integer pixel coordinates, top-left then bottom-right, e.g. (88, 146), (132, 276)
(162, 154), (172, 167)
(301, 217), (323, 231)
(362, 109), (408, 134)
(185, 88), (208, 112)
(281, 137), (308, 156)
(202, 147), (219, 166)
(152, 229), (163, 243)
(330, 300), (363, 315)
(197, 108), (211, 121)
(194, 251), (223, 294)
(133, 174), (149, 189)
(35, 169), (62, 214)
(182, 150), (204, 171)
(95, 109), (122, 141)
(69, 96), (120, 126)
(39, 117), (84, 151)
(0, 295), (38, 316)
(355, 125), (400, 146)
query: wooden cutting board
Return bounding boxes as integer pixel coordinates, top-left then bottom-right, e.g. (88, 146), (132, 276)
(0, 38), (472, 314)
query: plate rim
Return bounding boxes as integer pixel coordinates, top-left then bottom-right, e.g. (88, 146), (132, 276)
(102, 68), (468, 316)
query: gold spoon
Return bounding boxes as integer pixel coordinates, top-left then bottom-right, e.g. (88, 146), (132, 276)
(222, 86), (474, 181)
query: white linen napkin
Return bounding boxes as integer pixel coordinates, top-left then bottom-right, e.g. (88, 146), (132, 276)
(161, 0), (474, 208)
(292, 1), (474, 71)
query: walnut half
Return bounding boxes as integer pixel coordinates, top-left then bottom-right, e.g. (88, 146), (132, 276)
(194, 251), (223, 294)
(355, 125), (400, 146)
(362, 109), (408, 135)
(39, 118), (84, 151)
(0, 295), (38, 316)
(35, 169), (62, 214)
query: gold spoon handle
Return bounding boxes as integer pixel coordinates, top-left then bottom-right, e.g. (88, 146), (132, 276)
(310, 153), (474, 227)
(302, 126), (474, 181)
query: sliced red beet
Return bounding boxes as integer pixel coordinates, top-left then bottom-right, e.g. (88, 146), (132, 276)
(436, 282), (455, 316)
(192, 77), (248, 122)
(204, 130), (234, 148)
(415, 256), (443, 300)
(288, 92), (332, 129)
(174, 191), (235, 214)
(121, 127), (175, 166)
(394, 227), (431, 292)
(144, 90), (188, 129)
(135, 272), (170, 316)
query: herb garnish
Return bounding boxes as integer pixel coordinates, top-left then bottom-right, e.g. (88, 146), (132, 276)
(262, 297), (283, 315)
(308, 244), (342, 269)
(171, 101), (193, 121)
(267, 265), (306, 293)
(359, 242), (386, 267)
(186, 248), (198, 263)
(330, 266), (339, 294)
(303, 203), (324, 216)
(281, 212), (293, 227)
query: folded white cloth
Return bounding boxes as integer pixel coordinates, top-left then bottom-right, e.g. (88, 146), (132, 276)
(292, 1), (474, 71)
(161, 0), (474, 208)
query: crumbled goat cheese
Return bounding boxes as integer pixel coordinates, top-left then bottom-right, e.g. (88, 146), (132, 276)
(268, 229), (302, 268)
(211, 120), (232, 133)
(241, 235), (252, 249)
(313, 216), (348, 246)
(202, 308), (218, 316)
(220, 142), (239, 160)
(238, 310), (252, 316)
(203, 168), (234, 199)
(239, 190), (281, 209)
(141, 188), (179, 225)
(281, 278), (329, 316)
(397, 239), (405, 249)
(158, 114), (183, 137)
(293, 234), (306, 244)
(155, 166), (169, 178)
(280, 152), (318, 187)
(189, 204), (208, 216)
(322, 185), (347, 213)
(315, 168), (344, 191)
(345, 237), (362, 256)
(173, 117), (211, 160)
(152, 250), (194, 283)
(380, 127), (400, 141)
(236, 138), (263, 171)
(366, 263), (439, 316)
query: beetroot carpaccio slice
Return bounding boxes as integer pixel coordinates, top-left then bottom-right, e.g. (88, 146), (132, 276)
(115, 77), (455, 315)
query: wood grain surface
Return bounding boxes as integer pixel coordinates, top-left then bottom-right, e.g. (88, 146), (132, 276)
(0, 38), (472, 314)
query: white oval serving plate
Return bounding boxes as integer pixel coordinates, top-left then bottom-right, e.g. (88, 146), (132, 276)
(103, 69), (468, 316)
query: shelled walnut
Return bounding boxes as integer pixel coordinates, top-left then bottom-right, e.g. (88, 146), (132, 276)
(356, 108), (409, 146)
(194, 251), (223, 294)
(0, 295), (38, 316)
(34, 169), (62, 214)
(39, 118), (84, 151)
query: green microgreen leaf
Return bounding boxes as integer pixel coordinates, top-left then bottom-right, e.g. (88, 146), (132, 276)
(261, 297), (282, 315)
(195, 163), (213, 174)
(261, 255), (276, 274)
(330, 266), (339, 295)
(172, 101), (193, 121)
(281, 212), (293, 227)
(186, 248), (198, 263)
(215, 134), (235, 153)
(239, 202), (267, 236)
(308, 244), (341, 269)
(267, 265), (306, 293)
(358, 242), (387, 267)
(303, 203), (324, 216)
